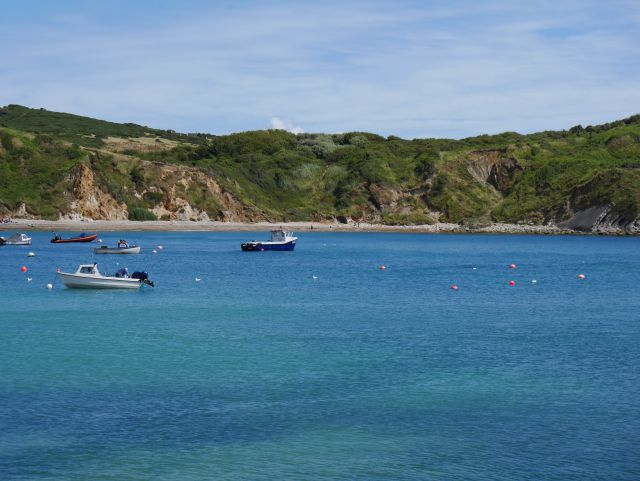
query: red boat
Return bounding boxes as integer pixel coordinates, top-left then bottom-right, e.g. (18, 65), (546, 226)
(51, 233), (98, 243)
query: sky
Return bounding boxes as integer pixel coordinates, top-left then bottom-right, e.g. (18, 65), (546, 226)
(1, 0), (639, 138)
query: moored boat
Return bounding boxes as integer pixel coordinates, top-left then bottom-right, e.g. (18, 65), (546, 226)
(51, 233), (98, 243)
(94, 239), (141, 254)
(57, 263), (154, 289)
(241, 230), (297, 251)
(0, 233), (32, 245)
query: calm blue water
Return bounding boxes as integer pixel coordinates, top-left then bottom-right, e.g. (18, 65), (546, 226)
(1, 231), (639, 480)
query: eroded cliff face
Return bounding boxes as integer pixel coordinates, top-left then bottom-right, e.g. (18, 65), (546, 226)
(550, 171), (640, 233)
(555, 203), (640, 233)
(60, 164), (128, 221)
(56, 158), (264, 222)
(467, 149), (522, 193)
(137, 161), (260, 222)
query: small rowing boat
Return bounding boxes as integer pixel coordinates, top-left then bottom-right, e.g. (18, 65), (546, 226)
(51, 233), (97, 243)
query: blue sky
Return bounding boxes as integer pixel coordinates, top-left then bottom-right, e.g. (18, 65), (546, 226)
(1, 0), (639, 138)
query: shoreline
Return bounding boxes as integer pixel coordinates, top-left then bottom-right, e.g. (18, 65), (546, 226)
(0, 219), (630, 235)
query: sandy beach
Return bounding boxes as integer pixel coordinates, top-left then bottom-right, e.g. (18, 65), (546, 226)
(0, 218), (586, 235)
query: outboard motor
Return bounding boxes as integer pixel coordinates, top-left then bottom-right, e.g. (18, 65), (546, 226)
(131, 271), (154, 287)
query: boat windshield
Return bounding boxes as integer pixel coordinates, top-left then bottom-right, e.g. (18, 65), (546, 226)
(79, 266), (96, 274)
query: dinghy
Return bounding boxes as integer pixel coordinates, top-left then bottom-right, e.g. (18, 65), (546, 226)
(51, 233), (98, 243)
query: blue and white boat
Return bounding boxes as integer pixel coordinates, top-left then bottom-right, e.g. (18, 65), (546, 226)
(241, 230), (297, 251)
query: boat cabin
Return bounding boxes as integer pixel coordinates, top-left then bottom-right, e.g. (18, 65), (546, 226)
(270, 230), (295, 242)
(76, 264), (101, 276)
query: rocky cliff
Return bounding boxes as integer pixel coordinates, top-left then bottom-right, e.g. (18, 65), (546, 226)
(2, 104), (640, 234)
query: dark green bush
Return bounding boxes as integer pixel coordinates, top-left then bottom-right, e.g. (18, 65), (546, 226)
(128, 207), (157, 221)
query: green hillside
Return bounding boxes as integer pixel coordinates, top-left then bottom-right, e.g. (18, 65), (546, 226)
(1, 104), (640, 231)
(0, 104), (207, 148)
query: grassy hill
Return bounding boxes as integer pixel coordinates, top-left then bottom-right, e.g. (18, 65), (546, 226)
(1, 104), (640, 231)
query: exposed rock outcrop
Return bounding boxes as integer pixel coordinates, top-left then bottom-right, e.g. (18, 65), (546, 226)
(61, 164), (128, 220)
(138, 161), (259, 222)
(559, 204), (640, 233)
(467, 149), (522, 192)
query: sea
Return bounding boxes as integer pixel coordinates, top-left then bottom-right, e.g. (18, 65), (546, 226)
(1, 231), (639, 480)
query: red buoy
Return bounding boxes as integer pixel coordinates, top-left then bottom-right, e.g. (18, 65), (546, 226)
(20, 266), (27, 273)
(450, 284), (458, 290)
(379, 265), (386, 270)
(577, 274), (586, 280)
(508, 280), (516, 286)
(508, 263), (517, 269)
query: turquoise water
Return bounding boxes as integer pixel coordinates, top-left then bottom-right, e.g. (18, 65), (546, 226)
(1, 232), (639, 480)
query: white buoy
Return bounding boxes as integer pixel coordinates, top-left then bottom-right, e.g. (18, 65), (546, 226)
(152, 249), (157, 254)
(27, 252), (35, 257)
(47, 283), (53, 289)
(97, 238), (103, 243)
(27, 277), (32, 282)
(472, 267), (477, 270)
(157, 245), (163, 250)
(312, 275), (318, 280)
(195, 277), (201, 282)
(531, 279), (537, 284)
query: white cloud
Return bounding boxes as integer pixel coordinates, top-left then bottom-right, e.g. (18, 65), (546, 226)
(270, 117), (304, 134)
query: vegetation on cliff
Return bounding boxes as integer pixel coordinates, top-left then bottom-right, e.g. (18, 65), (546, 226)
(1, 104), (639, 230)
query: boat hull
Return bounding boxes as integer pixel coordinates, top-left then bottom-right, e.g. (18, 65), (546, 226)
(0, 240), (31, 246)
(94, 246), (141, 254)
(0, 235), (32, 245)
(241, 240), (296, 251)
(58, 272), (142, 289)
(51, 234), (97, 244)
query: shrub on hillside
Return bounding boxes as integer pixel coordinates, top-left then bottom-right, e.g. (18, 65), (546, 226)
(128, 207), (157, 221)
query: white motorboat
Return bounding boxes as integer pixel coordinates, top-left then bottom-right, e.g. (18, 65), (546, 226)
(57, 263), (154, 289)
(0, 233), (32, 245)
(94, 240), (141, 254)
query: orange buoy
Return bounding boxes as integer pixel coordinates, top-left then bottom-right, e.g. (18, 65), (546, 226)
(20, 266), (27, 273)
(508, 280), (516, 286)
